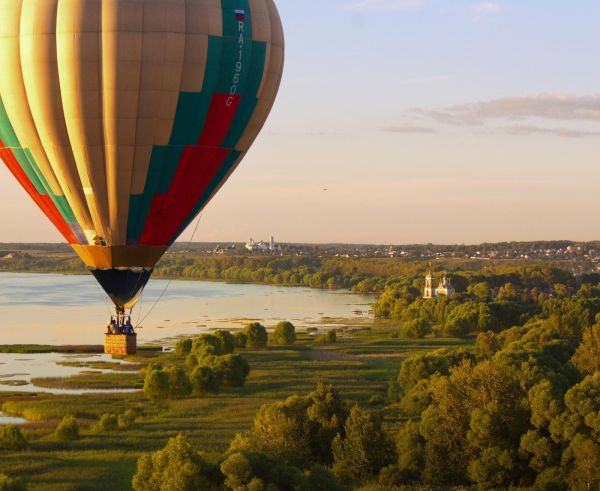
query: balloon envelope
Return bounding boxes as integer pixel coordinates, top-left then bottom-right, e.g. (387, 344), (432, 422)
(0, 0), (284, 309)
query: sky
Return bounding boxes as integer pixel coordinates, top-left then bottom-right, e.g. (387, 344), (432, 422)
(1, 0), (599, 245)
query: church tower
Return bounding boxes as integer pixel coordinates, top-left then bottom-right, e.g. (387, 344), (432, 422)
(423, 268), (436, 299)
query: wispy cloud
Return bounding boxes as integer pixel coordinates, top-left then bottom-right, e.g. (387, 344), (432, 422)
(471, 1), (501, 22)
(413, 93), (600, 125)
(344, 0), (425, 12)
(404, 74), (453, 85)
(503, 124), (600, 138)
(381, 124), (437, 134)
(407, 93), (600, 138)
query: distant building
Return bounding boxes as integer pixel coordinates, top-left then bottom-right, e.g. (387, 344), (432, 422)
(423, 269), (456, 299)
(246, 237), (282, 253)
(423, 269), (437, 299)
(435, 275), (456, 297)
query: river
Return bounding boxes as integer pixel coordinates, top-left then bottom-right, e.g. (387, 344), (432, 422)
(0, 272), (375, 346)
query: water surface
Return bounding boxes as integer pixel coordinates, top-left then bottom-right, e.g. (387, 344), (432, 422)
(0, 273), (375, 345)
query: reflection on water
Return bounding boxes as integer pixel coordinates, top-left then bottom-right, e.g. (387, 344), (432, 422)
(0, 353), (138, 395)
(0, 412), (26, 425)
(0, 273), (375, 345)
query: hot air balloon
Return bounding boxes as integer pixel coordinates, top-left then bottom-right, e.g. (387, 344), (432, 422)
(0, 0), (284, 353)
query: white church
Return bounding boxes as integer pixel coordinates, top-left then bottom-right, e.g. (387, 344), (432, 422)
(423, 269), (456, 299)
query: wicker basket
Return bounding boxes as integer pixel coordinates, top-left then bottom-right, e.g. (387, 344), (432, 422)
(104, 333), (137, 355)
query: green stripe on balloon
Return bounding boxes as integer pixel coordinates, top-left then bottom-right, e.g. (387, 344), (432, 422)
(222, 40), (267, 148)
(0, 97), (78, 226)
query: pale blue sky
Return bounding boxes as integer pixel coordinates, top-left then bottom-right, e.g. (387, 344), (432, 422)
(1, 0), (599, 244)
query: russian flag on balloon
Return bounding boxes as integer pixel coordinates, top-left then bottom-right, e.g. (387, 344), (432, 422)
(235, 9), (246, 21)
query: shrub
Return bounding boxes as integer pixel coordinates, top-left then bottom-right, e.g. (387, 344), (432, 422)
(210, 355), (250, 387)
(368, 394), (385, 406)
(143, 368), (170, 402)
(166, 367), (192, 399)
(316, 330), (337, 344)
(242, 323), (268, 349)
(0, 425), (26, 450)
(214, 330), (235, 354)
(272, 321), (296, 346)
(95, 413), (118, 432)
(174, 338), (193, 356)
(190, 366), (220, 394)
(118, 409), (137, 429)
(0, 474), (26, 491)
(55, 416), (80, 441)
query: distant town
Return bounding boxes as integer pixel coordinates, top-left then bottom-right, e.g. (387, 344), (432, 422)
(163, 239), (600, 270)
(3, 239), (600, 268)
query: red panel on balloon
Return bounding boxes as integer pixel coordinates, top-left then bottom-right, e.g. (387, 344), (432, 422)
(139, 146), (231, 245)
(0, 142), (77, 244)
(198, 94), (242, 148)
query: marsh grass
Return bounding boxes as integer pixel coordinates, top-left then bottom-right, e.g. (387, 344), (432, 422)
(30, 372), (143, 390)
(56, 361), (144, 372)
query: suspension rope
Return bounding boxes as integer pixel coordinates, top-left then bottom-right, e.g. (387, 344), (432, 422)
(135, 212), (204, 328)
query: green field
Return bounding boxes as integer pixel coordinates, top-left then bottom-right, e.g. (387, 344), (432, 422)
(0, 329), (472, 490)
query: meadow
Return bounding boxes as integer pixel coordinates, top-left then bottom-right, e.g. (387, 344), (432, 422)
(0, 327), (472, 490)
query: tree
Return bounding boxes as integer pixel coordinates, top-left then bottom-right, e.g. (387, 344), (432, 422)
(220, 453), (252, 490)
(242, 323), (268, 349)
(572, 323), (600, 375)
(166, 367), (192, 399)
(228, 385), (349, 469)
(143, 369), (170, 402)
(397, 349), (472, 390)
(401, 318), (429, 339)
(174, 338), (192, 356)
(55, 416), (80, 441)
(234, 331), (248, 348)
(469, 282), (491, 302)
(132, 434), (222, 491)
(0, 426), (26, 450)
(497, 283), (521, 302)
(230, 396), (312, 468)
(190, 366), (219, 394)
(209, 354), (250, 387)
(272, 321), (297, 346)
(214, 330), (235, 354)
(475, 331), (501, 360)
(305, 383), (349, 465)
(332, 406), (395, 483)
(567, 435), (600, 491)
(396, 421), (424, 480)
(192, 335), (223, 356)
(303, 465), (344, 491)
